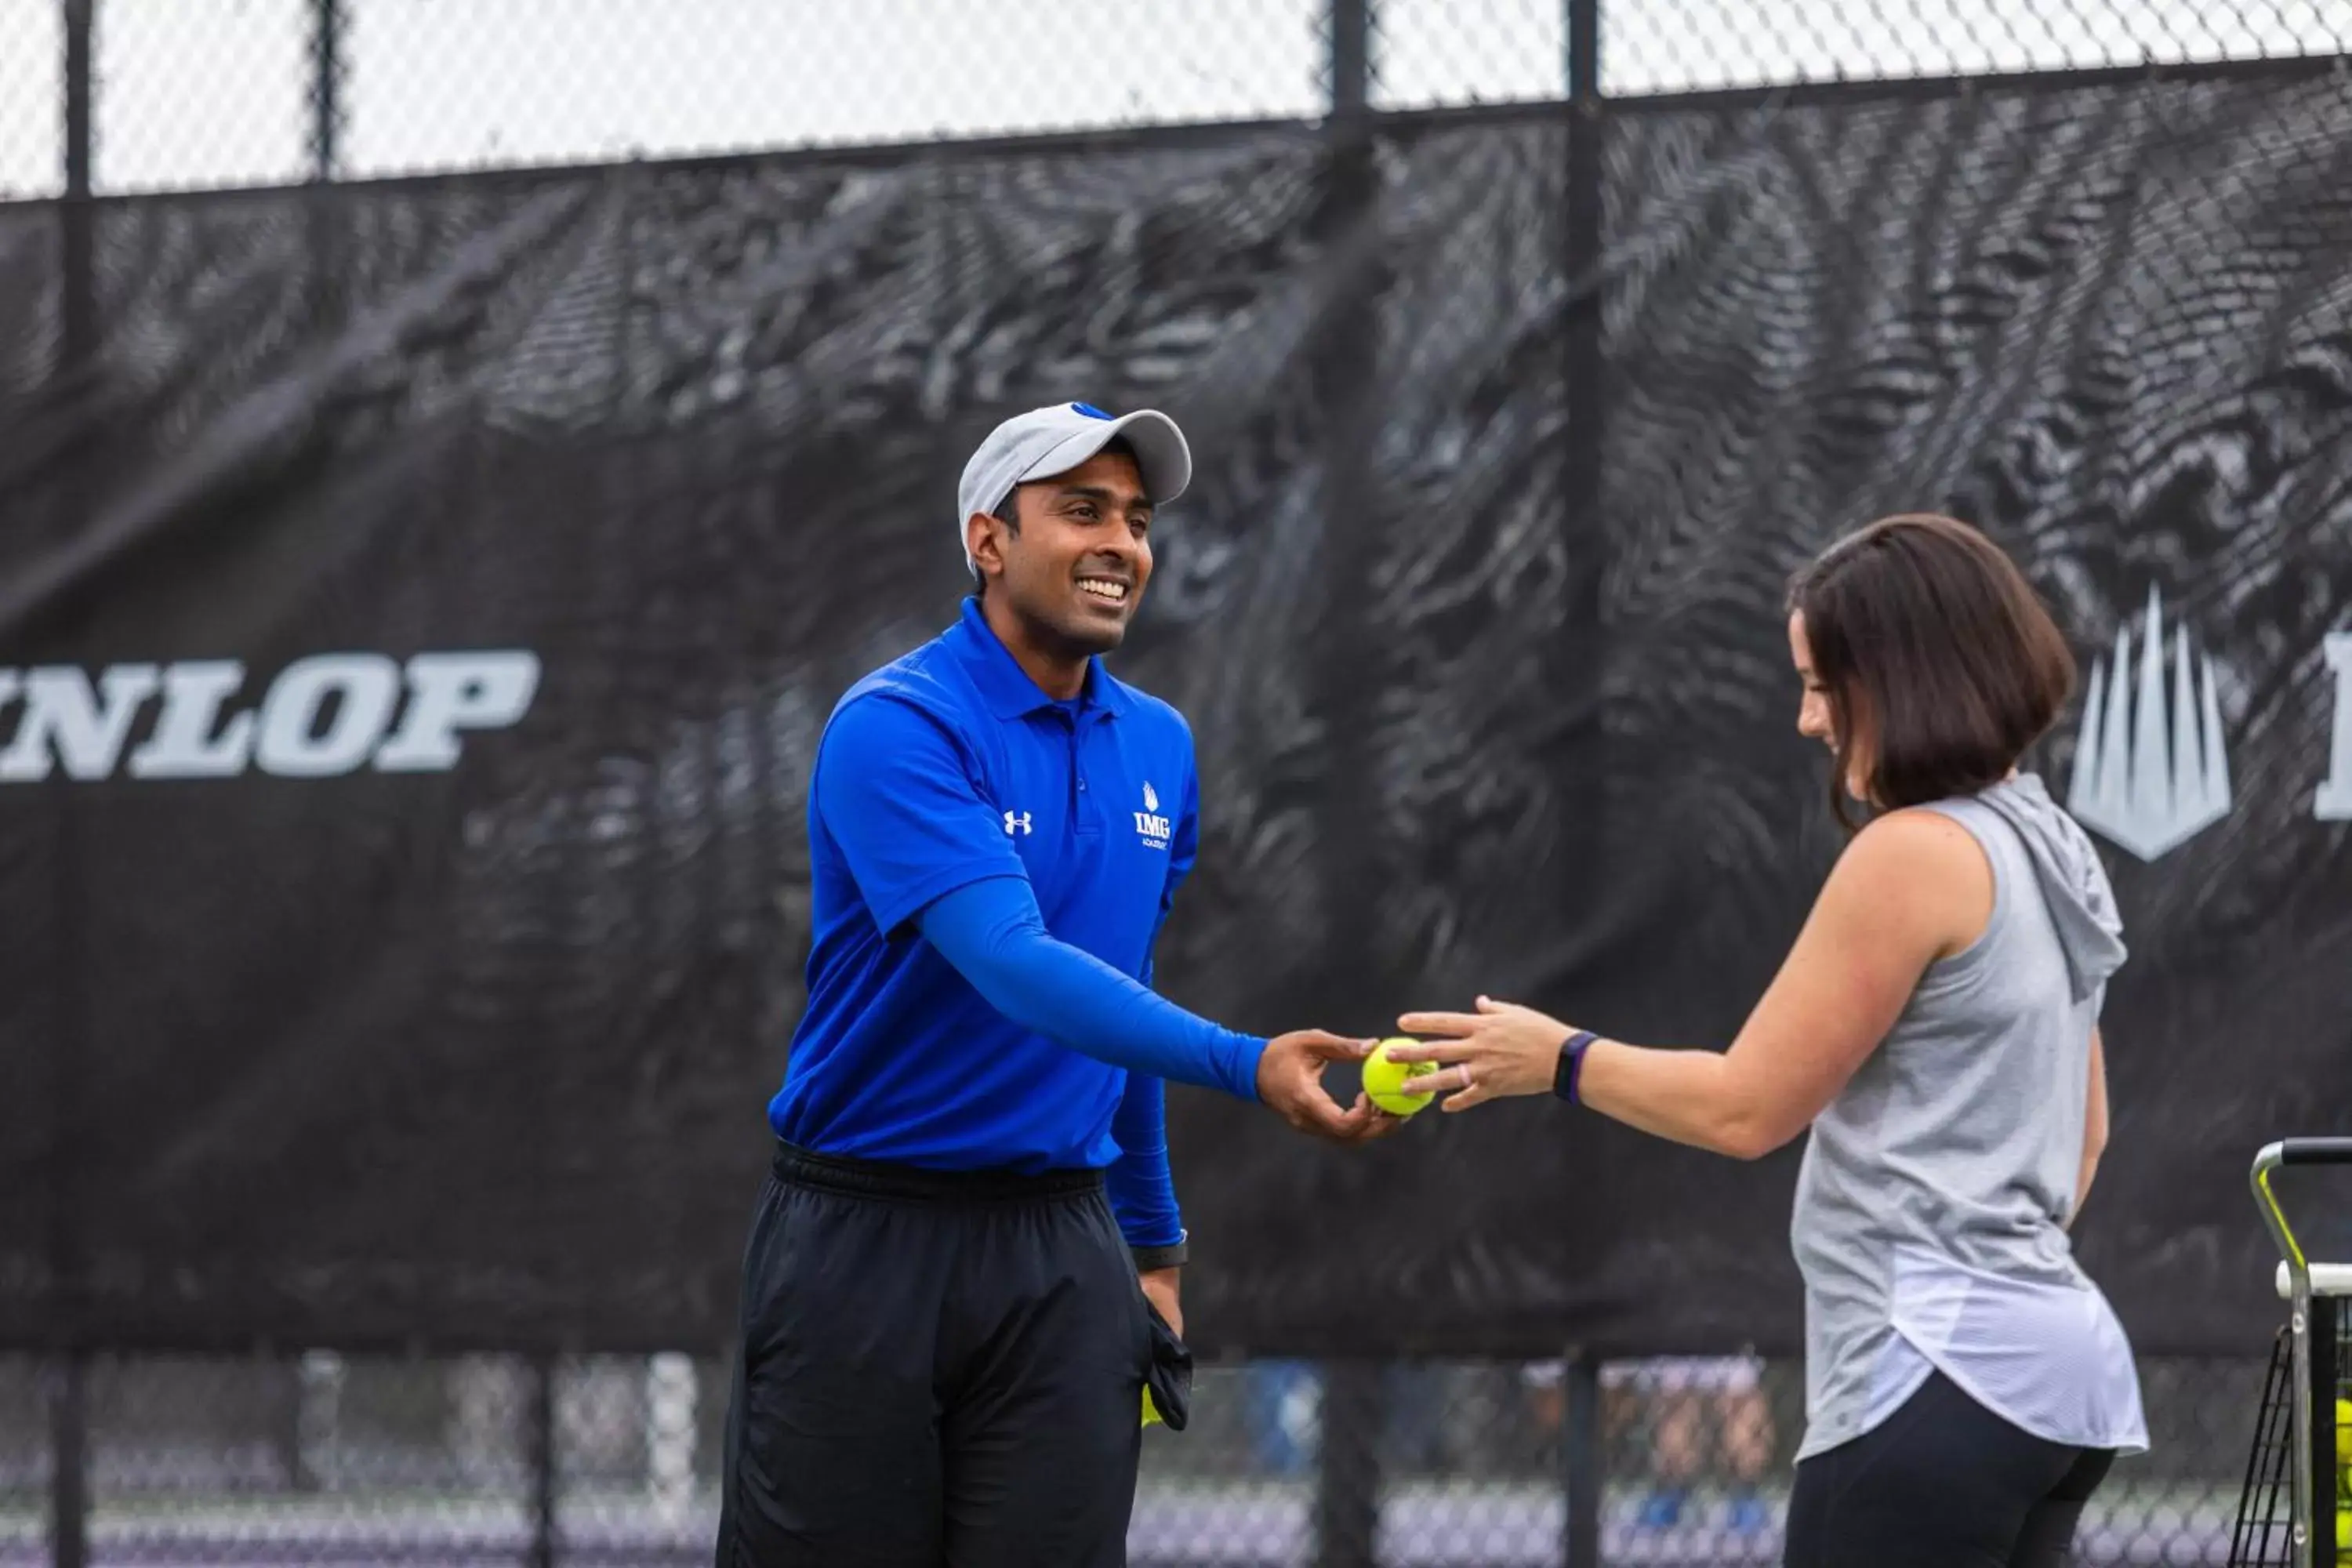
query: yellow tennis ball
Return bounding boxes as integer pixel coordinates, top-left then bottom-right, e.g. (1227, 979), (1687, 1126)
(1363, 1038), (1439, 1116)
(2338, 1504), (2350, 1551)
(2339, 1396), (2352, 1468)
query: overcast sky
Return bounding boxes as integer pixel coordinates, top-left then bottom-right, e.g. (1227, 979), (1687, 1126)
(0, 0), (2344, 198)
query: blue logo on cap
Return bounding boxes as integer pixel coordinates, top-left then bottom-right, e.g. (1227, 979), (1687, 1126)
(1071, 402), (1114, 419)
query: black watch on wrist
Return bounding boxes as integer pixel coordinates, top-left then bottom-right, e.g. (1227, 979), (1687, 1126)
(1133, 1232), (1188, 1271)
(1553, 1030), (1598, 1102)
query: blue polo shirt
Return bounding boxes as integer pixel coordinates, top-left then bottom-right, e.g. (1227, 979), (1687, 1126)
(770, 597), (1258, 1213)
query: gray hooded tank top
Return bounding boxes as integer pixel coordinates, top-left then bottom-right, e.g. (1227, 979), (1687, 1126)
(1789, 775), (2146, 1458)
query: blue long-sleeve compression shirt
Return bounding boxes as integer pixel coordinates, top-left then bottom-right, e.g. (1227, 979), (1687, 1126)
(916, 876), (1265, 1103)
(916, 877), (1261, 1249)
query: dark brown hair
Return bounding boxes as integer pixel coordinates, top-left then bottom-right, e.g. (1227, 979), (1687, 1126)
(1787, 514), (2075, 830)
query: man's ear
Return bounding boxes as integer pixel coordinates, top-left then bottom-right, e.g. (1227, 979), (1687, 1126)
(966, 508), (1010, 583)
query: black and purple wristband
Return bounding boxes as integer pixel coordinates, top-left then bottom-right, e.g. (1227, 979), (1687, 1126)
(1552, 1029), (1598, 1103)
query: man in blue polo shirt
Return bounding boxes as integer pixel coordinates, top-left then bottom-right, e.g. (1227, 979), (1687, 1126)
(714, 402), (1390, 1568)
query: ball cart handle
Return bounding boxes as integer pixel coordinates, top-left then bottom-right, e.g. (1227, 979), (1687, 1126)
(2249, 1139), (2352, 1568)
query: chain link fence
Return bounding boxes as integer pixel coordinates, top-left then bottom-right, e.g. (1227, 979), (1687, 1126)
(5, 2), (2347, 196)
(0, 1352), (2288, 1564)
(1602, 0), (2350, 96)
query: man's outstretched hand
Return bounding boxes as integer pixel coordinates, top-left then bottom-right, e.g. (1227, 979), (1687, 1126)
(1256, 1031), (1404, 1144)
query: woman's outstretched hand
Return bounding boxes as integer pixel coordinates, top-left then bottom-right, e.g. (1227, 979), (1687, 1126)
(1387, 998), (1580, 1112)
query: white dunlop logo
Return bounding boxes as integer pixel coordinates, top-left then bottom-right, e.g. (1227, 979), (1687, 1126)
(0, 652), (539, 782)
(1133, 779), (1171, 850)
(2067, 589), (2230, 861)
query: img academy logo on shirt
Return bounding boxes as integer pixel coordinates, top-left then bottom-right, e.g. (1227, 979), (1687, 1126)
(1134, 781), (1171, 850)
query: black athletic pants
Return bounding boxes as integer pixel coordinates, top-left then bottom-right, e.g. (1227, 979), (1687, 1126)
(1783, 1368), (2117, 1567)
(714, 1142), (1154, 1568)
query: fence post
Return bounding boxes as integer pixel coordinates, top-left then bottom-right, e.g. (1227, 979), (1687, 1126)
(1554, 36), (1613, 1556)
(307, 0), (342, 181)
(1560, 1351), (1602, 1568)
(1561, 0), (1604, 655)
(46, 1355), (89, 1568)
(529, 1352), (558, 1568)
(1550, 7), (1610, 1552)
(60, 0), (94, 355)
(1310, 0), (1381, 958)
(1315, 1363), (1385, 1568)
(1308, 4), (1386, 1564)
(49, 7), (98, 1568)
(61, 0), (92, 201)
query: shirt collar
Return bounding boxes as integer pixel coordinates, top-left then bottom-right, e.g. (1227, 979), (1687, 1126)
(946, 596), (1134, 722)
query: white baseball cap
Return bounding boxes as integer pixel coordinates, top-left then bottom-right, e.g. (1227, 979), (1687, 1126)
(956, 402), (1192, 572)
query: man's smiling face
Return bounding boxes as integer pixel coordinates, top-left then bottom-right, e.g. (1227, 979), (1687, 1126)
(978, 444), (1155, 658)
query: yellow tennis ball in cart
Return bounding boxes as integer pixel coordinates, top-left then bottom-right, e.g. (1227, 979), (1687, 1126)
(1363, 1038), (1439, 1116)
(2338, 1396), (2352, 1468)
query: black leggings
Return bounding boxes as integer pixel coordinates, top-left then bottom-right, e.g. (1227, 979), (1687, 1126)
(1783, 1369), (2116, 1567)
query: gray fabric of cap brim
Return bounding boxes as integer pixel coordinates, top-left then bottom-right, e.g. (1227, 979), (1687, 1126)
(958, 407), (1192, 571)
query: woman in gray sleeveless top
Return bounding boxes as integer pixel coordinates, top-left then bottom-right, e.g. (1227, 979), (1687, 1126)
(1388, 514), (2146, 1566)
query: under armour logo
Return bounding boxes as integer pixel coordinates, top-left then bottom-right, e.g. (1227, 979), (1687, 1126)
(1004, 811), (1033, 835)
